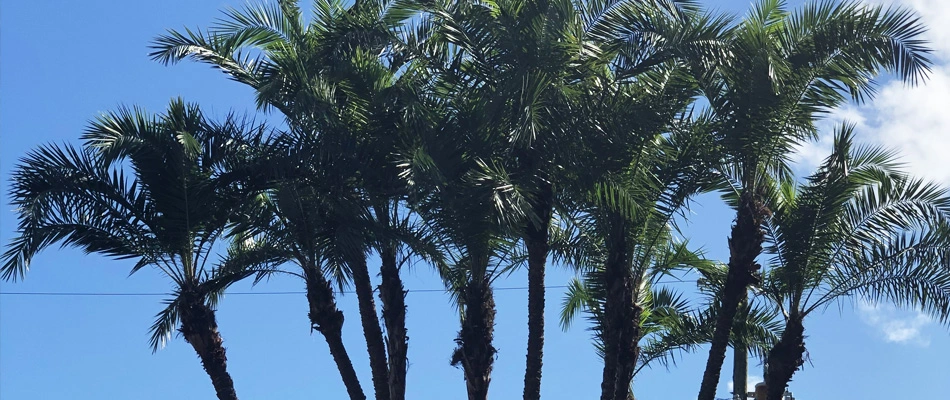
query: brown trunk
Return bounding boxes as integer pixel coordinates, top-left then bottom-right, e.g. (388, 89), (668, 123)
(599, 220), (622, 400)
(601, 212), (642, 400)
(612, 303), (642, 400)
(765, 316), (805, 400)
(698, 191), (766, 400)
(523, 185), (553, 400)
(305, 268), (366, 400)
(378, 243), (408, 400)
(179, 297), (239, 400)
(451, 279), (496, 400)
(350, 255), (392, 400)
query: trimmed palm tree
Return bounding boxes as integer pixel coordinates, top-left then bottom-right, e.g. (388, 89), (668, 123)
(756, 125), (950, 399)
(2, 99), (261, 400)
(150, 2), (429, 398)
(695, 2), (932, 398)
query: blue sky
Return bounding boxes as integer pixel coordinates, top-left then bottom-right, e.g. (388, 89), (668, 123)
(1, 1), (948, 399)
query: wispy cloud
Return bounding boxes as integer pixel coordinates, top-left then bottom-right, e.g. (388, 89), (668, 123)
(792, 0), (950, 186)
(857, 300), (933, 346)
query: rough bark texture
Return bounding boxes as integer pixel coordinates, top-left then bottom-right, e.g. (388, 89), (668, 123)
(523, 185), (553, 400)
(601, 213), (642, 400)
(351, 255), (392, 400)
(698, 191), (766, 400)
(379, 244), (408, 400)
(305, 268), (366, 400)
(765, 316), (805, 400)
(451, 279), (496, 400)
(179, 297), (239, 400)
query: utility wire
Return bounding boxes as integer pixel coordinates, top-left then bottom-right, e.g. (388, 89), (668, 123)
(0, 280), (692, 297)
(0, 285), (566, 297)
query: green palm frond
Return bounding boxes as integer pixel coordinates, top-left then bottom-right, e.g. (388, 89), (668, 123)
(149, 294), (183, 352)
(2, 144), (162, 281)
(759, 123), (950, 327)
(4, 100), (265, 355)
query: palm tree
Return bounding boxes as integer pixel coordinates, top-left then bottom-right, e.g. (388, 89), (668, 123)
(424, 1), (729, 398)
(686, 263), (782, 400)
(548, 68), (724, 399)
(419, 2), (583, 396)
(558, 241), (708, 399)
(694, 2), (932, 398)
(2, 99), (262, 400)
(399, 93), (528, 400)
(561, 260), (781, 399)
(227, 151), (372, 400)
(756, 125), (950, 399)
(150, 2), (428, 398)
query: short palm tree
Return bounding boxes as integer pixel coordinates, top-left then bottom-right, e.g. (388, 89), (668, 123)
(402, 126), (527, 400)
(561, 259), (781, 399)
(228, 158), (372, 400)
(2, 99), (260, 400)
(695, 2), (932, 398)
(551, 68), (722, 399)
(756, 125), (950, 399)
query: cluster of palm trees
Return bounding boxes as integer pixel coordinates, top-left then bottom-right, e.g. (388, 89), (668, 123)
(4, 0), (950, 400)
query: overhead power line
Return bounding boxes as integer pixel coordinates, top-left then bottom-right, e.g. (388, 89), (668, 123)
(0, 280), (693, 297)
(0, 285), (567, 297)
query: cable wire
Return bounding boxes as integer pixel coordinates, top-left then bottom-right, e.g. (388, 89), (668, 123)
(0, 285), (566, 297)
(0, 280), (692, 297)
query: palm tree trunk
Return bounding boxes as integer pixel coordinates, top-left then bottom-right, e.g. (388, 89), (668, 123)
(523, 187), (553, 400)
(305, 268), (366, 400)
(733, 293), (749, 400)
(178, 297), (239, 400)
(452, 278), (497, 400)
(599, 218), (623, 400)
(612, 302), (642, 400)
(698, 191), (765, 400)
(350, 255), (392, 400)
(764, 315), (805, 400)
(733, 345), (748, 399)
(601, 212), (642, 400)
(378, 243), (408, 400)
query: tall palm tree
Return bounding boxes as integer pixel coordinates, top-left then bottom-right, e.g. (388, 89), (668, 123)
(756, 125), (950, 399)
(419, 2), (583, 396)
(150, 2), (428, 398)
(695, 2), (932, 398)
(425, 1), (730, 398)
(399, 91), (528, 400)
(2, 99), (261, 400)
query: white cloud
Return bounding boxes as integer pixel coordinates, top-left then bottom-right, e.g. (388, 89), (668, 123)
(792, 0), (950, 186)
(727, 375), (764, 396)
(870, 0), (950, 58)
(857, 300), (933, 346)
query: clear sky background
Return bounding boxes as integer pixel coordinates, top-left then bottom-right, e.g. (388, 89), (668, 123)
(1, 1), (949, 399)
